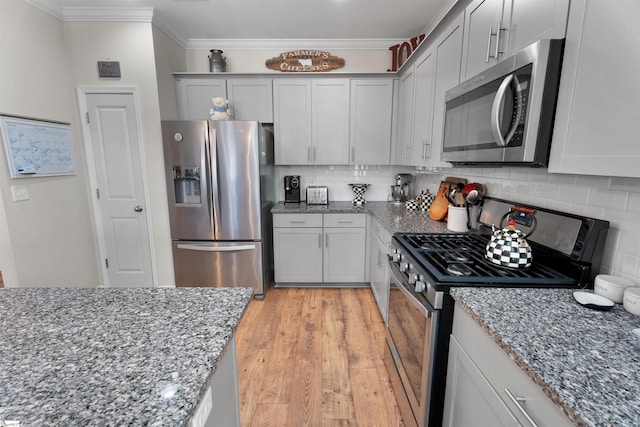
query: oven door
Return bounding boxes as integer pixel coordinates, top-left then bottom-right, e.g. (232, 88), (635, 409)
(385, 261), (439, 427)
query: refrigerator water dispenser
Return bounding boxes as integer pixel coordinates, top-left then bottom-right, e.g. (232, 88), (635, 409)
(173, 165), (201, 204)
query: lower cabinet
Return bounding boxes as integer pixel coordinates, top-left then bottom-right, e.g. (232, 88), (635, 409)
(369, 218), (391, 323)
(273, 213), (367, 285)
(443, 305), (572, 427)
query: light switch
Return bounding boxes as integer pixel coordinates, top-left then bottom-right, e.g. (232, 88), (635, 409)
(11, 185), (30, 202)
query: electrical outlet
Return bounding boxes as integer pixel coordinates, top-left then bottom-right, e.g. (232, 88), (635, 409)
(11, 185), (30, 202)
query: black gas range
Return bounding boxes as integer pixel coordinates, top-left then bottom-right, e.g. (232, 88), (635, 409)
(384, 197), (609, 427)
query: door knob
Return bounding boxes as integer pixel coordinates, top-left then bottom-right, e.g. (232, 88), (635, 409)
(134, 205), (143, 212)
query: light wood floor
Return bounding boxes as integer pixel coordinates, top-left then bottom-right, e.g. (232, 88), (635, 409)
(235, 287), (404, 426)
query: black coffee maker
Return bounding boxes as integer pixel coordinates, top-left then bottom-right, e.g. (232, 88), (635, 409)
(284, 175), (301, 203)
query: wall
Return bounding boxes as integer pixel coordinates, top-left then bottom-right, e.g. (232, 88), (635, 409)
(186, 49), (393, 74)
(413, 168), (640, 283)
(0, 0), (100, 287)
(153, 26), (186, 120)
(63, 20), (175, 286)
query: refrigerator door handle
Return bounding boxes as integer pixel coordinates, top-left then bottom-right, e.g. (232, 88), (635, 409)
(209, 126), (221, 236)
(202, 129), (215, 234)
(177, 243), (257, 252)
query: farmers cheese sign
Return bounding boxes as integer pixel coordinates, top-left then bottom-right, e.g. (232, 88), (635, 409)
(265, 51), (345, 72)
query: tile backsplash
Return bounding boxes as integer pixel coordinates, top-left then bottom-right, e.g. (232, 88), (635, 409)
(274, 165), (640, 283)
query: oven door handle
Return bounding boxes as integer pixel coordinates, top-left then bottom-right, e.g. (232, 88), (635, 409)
(390, 263), (431, 318)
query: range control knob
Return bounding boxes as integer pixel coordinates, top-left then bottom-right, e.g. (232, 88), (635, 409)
(400, 261), (409, 272)
(391, 249), (401, 263)
(408, 272), (418, 285)
(415, 280), (426, 293)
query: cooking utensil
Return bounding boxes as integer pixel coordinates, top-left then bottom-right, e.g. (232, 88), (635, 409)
(464, 189), (479, 230)
(485, 206), (537, 269)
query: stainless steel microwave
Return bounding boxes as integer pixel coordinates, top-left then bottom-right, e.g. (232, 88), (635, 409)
(441, 39), (564, 166)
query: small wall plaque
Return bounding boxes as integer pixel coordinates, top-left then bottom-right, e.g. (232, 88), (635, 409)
(97, 61), (121, 78)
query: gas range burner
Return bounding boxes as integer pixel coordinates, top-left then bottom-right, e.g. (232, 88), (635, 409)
(445, 252), (472, 263)
(447, 263), (473, 276)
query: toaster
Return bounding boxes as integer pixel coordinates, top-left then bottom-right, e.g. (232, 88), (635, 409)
(306, 186), (329, 205)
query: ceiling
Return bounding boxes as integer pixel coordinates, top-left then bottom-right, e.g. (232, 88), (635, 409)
(32, 0), (455, 48)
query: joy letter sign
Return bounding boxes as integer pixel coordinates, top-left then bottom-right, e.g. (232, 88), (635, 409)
(388, 34), (426, 72)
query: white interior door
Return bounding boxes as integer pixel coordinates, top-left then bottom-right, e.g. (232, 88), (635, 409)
(82, 90), (154, 287)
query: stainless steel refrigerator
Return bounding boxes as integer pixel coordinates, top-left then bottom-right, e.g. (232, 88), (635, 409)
(161, 120), (274, 297)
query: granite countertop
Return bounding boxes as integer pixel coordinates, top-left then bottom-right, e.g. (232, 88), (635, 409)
(451, 287), (640, 426)
(271, 201), (449, 234)
(0, 287), (253, 426)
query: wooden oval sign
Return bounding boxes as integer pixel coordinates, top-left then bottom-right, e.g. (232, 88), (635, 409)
(265, 50), (345, 72)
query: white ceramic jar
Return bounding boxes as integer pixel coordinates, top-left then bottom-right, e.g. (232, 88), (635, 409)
(594, 275), (636, 304)
(623, 287), (640, 317)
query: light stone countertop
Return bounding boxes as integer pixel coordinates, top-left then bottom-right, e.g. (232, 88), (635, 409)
(271, 201), (449, 234)
(451, 287), (640, 427)
(0, 287), (253, 426)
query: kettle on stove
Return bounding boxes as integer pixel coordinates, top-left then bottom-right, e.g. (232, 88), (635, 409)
(485, 206), (537, 269)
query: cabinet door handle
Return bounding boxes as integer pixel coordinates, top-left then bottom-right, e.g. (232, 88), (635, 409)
(494, 21), (505, 59)
(485, 25), (494, 63)
(504, 389), (539, 427)
(351, 147), (355, 163)
(325, 233), (329, 247)
(405, 146), (411, 161)
(313, 146), (317, 161)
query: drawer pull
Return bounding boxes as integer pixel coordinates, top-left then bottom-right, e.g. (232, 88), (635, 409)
(337, 220), (353, 224)
(504, 388), (538, 427)
(290, 220), (306, 224)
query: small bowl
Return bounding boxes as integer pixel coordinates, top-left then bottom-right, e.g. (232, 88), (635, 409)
(594, 275), (636, 304)
(623, 288), (640, 317)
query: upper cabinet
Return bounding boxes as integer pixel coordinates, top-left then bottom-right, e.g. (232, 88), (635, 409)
(175, 76), (273, 122)
(460, 0), (509, 81)
(273, 79), (313, 164)
(460, 0), (569, 81)
(175, 78), (227, 120)
(350, 79), (394, 165)
(226, 78), (273, 122)
(548, 0), (640, 178)
(395, 13), (464, 168)
(273, 79), (350, 165)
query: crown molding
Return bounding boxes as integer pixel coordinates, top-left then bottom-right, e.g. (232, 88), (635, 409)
(186, 38), (403, 51)
(62, 7), (154, 22)
(25, 0), (63, 19)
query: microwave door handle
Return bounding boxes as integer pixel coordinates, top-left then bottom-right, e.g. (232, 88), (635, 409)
(491, 74), (523, 146)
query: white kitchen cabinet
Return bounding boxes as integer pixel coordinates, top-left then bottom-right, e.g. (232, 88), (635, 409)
(460, 0), (509, 81)
(548, 0), (640, 178)
(273, 213), (323, 283)
(443, 304), (573, 427)
(395, 13), (463, 168)
(175, 78), (227, 120)
(175, 76), (274, 122)
(312, 79), (350, 165)
(506, 0), (569, 55)
(273, 213), (367, 285)
(273, 79), (312, 164)
(409, 48), (436, 166)
(323, 214), (367, 284)
(428, 13), (464, 168)
(226, 78), (273, 122)
(395, 68), (415, 164)
(443, 336), (520, 427)
(274, 79), (349, 165)
(349, 79), (394, 165)
(369, 218), (391, 323)
(460, 0), (569, 82)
